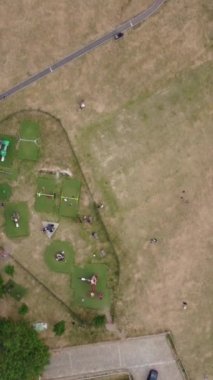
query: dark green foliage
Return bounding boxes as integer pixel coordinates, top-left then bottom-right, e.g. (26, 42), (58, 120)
(93, 315), (106, 327)
(53, 320), (65, 336)
(18, 303), (29, 315)
(4, 264), (15, 277)
(0, 318), (50, 380)
(4, 279), (27, 301)
(0, 275), (5, 298)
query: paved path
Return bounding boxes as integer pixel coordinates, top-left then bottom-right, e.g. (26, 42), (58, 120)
(43, 334), (185, 380)
(0, 0), (167, 102)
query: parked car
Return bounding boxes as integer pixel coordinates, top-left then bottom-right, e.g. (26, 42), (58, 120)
(147, 369), (158, 380)
(114, 32), (124, 40)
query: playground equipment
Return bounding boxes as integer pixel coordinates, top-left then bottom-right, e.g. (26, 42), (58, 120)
(0, 139), (10, 162)
(55, 251), (65, 262)
(80, 274), (103, 299)
(37, 192), (56, 199)
(12, 212), (20, 228)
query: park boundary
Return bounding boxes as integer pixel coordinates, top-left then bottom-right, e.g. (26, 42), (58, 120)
(0, 109), (121, 323)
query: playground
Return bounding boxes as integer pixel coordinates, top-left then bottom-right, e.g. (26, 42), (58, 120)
(44, 240), (75, 274)
(72, 264), (110, 310)
(44, 241), (110, 311)
(0, 111), (116, 331)
(4, 202), (30, 238)
(18, 120), (40, 161)
(35, 175), (81, 218)
(35, 176), (59, 214)
(59, 178), (81, 218)
(0, 135), (16, 167)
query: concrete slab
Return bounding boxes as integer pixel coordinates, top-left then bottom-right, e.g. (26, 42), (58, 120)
(43, 334), (185, 380)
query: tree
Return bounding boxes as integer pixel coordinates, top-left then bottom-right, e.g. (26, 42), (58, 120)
(4, 264), (15, 277)
(0, 318), (50, 380)
(53, 320), (65, 336)
(18, 303), (29, 315)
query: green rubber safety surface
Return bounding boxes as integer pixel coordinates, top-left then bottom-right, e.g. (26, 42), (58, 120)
(59, 178), (81, 218)
(44, 240), (75, 274)
(0, 183), (12, 201)
(35, 176), (60, 215)
(4, 202), (30, 238)
(72, 264), (111, 310)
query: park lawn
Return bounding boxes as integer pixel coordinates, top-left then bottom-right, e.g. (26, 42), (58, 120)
(44, 240), (75, 274)
(18, 140), (40, 161)
(0, 135), (17, 167)
(0, 183), (12, 201)
(35, 176), (60, 214)
(60, 178), (81, 218)
(4, 202), (30, 238)
(20, 120), (40, 140)
(72, 264), (110, 310)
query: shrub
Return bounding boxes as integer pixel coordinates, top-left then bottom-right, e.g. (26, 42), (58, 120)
(0, 275), (5, 298)
(4, 279), (27, 301)
(93, 315), (106, 327)
(53, 320), (65, 336)
(18, 303), (29, 315)
(4, 264), (15, 277)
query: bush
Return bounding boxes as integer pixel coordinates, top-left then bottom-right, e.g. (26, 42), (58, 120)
(18, 303), (29, 315)
(4, 264), (15, 277)
(53, 320), (65, 336)
(0, 318), (50, 380)
(93, 315), (106, 327)
(4, 279), (27, 301)
(0, 275), (5, 298)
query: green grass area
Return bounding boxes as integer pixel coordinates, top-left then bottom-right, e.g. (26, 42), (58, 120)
(18, 140), (40, 161)
(18, 120), (41, 161)
(4, 279), (27, 300)
(72, 264), (110, 310)
(44, 240), (75, 274)
(35, 176), (60, 214)
(0, 135), (17, 167)
(4, 202), (30, 238)
(20, 120), (40, 139)
(60, 178), (81, 218)
(0, 183), (12, 201)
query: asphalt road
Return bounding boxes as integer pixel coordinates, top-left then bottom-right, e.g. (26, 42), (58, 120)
(42, 334), (185, 380)
(0, 0), (167, 102)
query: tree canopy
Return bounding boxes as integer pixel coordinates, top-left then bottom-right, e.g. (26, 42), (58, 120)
(0, 318), (50, 380)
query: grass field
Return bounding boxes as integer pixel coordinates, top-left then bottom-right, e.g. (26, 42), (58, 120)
(4, 202), (30, 238)
(44, 240), (75, 274)
(72, 264), (110, 310)
(0, 135), (17, 167)
(0, 0), (212, 378)
(60, 178), (81, 218)
(18, 120), (40, 161)
(0, 183), (12, 201)
(35, 176), (60, 214)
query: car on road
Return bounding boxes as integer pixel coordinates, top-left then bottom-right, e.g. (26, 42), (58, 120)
(147, 369), (158, 380)
(114, 32), (124, 40)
